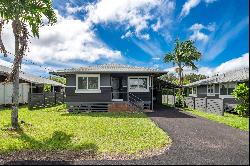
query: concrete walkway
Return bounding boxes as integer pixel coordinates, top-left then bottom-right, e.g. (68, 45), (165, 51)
(3, 106), (249, 165)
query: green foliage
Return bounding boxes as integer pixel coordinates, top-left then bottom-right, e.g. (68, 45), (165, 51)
(233, 83), (249, 117)
(184, 108), (249, 131)
(184, 73), (207, 83)
(0, 0), (57, 38)
(49, 76), (66, 85)
(43, 84), (51, 92)
(0, 106), (171, 154)
(175, 90), (185, 108)
(164, 39), (201, 86)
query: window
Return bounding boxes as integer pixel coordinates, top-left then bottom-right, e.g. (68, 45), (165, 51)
(207, 84), (215, 96)
(189, 88), (193, 95)
(189, 87), (197, 96)
(220, 83), (236, 96)
(128, 76), (149, 92)
(193, 87), (197, 95)
(76, 74), (100, 93)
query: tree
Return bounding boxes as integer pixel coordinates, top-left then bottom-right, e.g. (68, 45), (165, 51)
(233, 83), (249, 117)
(184, 73), (207, 84)
(0, 0), (56, 129)
(164, 39), (201, 89)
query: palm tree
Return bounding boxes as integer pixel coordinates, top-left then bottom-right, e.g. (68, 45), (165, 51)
(164, 39), (201, 89)
(0, 0), (57, 129)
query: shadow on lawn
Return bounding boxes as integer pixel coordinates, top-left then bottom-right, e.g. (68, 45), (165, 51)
(16, 129), (97, 152)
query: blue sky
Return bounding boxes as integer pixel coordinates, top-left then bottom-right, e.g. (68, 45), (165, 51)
(0, 0), (249, 76)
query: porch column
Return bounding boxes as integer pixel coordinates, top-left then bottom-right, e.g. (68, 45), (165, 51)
(151, 75), (154, 111)
(173, 87), (176, 107)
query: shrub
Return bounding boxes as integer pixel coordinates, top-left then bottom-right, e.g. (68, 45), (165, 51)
(233, 83), (249, 117)
(175, 89), (185, 108)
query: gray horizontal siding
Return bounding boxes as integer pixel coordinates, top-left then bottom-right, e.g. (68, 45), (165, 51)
(66, 74), (111, 87)
(65, 87), (112, 102)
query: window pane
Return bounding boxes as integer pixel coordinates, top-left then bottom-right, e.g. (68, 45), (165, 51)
(189, 88), (193, 94)
(193, 87), (197, 94)
(88, 77), (98, 89)
(129, 78), (138, 89)
(138, 78), (147, 89)
(78, 77), (87, 89)
(220, 84), (227, 95)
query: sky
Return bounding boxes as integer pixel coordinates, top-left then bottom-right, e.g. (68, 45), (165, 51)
(0, 0), (249, 77)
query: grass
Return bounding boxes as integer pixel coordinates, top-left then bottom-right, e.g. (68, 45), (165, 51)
(0, 105), (170, 155)
(184, 108), (249, 131)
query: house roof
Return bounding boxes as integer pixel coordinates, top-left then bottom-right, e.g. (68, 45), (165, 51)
(185, 67), (249, 87)
(0, 65), (65, 87)
(50, 63), (168, 75)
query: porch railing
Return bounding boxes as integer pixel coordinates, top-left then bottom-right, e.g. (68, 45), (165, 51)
(111, 92), (144, 112)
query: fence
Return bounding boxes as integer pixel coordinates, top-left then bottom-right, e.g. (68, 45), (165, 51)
(185, 97), (224, 116)
(28, 92), (65, 109)
(162, 95), (175, 105)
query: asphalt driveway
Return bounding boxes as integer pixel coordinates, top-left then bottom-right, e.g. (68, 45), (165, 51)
(2, 106), (249, 165)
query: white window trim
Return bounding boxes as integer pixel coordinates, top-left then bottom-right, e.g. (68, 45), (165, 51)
(219, 83), (237, 99)
(189, 86), (197, 97)
(207, 84), (215, 96)
(75, 74), (101, 93)
(128, 76), (149, 92)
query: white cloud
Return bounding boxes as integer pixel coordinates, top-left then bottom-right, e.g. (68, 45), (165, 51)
(180, 0), (201, 18)
(204, 0), (217, 4)
(180, 0), (217, 18)
(132, 38), (164, 58)
(1, 11), (122, 65)
(189, 23), (216, 43)
(213, 52), (249, 74)
(151, 19), (162, 32)
(85, 0), (175, 40)
(164, 53), (249, 76)
(204, 17), (249, 60)
(65, 3), (85, 15)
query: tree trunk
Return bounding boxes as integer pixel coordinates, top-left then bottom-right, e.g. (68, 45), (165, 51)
(11, 20), (20, 129)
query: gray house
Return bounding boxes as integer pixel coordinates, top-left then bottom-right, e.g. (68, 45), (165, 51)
(0, 65), (65, 105)
(185, 67), (249, 106)
(50, 64), (168, 112)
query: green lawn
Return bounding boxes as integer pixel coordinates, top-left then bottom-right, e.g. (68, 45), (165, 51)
(184, 108), (249, 131)
(0, 105), (170, 155)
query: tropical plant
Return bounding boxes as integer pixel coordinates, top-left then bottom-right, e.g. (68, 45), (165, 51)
(164, 39), (201, 88)
(0, 0), (57, 129)
(233, 83), (249, 117)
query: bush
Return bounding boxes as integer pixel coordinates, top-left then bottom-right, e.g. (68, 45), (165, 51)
(175, 89), (185, 108)
(233, 83), (249, 117)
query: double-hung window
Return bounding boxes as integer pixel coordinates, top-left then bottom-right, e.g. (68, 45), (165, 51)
(128, 76), (149, 92)
(76, 74), (100, 93)
(220, 83), (236, 97)
(207, 84), (215, 96)
(189, 87), (197, 96)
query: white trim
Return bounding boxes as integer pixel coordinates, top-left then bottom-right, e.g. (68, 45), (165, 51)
(128, 76), (149, 92)
(207, 84), (215, 96)
(112, 99), (124, 102)
(188, 86), (197, 97)
(66, 86), (76, 88)
(75, 90), (101, 93)
(219, 95), (235, 99)
(219, 82), (237, 97)
(100, 86), (112, 88)
(75, 74), (100, 93)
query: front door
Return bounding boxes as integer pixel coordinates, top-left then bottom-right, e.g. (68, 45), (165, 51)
(112, 78), (120, 99)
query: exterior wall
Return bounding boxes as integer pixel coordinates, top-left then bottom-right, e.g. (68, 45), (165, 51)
(65, 73), (153, 103)
(188, 81), (249, 105)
